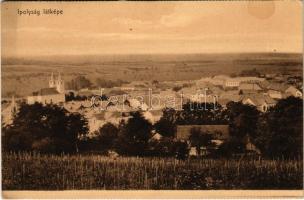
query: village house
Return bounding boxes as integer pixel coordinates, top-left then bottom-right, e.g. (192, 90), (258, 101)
(224, 78), (240, 88)
(260, 82), (302, 99)
(239, 83), (262, 94)
(143, 110), (163, 124)
(175, 124), (261, 156)
(176, 125), (230, 141)
(150, 131), (163, 141)
(218, 90), (241, 102)
(242, 94), (276, 112)
(267, 89), (283, 99)
(197, 75), (265, 91)
(264, 82), (289, 92)
(258, 80), (271, 89)
(285, 86), (303, 98)
(237, 76), (265, 83)
(176, 125), (230, 156)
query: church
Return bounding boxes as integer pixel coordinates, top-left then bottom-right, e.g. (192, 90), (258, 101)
(27, 72), (66, 105)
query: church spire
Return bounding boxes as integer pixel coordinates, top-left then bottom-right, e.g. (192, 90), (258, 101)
(49, 72), (55, 88)
(11, 95), (15, 106)
(58, 71), (62, 82)
(56, 71), (65, 94)
(11, 95), (17, 114)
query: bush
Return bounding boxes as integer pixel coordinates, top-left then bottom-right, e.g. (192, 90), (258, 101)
(2, 103), (88, 154)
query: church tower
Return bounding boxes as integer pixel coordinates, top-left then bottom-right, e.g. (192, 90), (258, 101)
(11, 95), (17, 114)
(9, 95), (18, 123)
(56, 72), (65, 94)
(49, 72), (55, 88)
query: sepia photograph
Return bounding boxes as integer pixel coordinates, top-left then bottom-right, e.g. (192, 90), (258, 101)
(1, 1), (303, 198)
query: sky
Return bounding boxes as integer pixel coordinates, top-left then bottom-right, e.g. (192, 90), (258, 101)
(1, 1), (303, 57)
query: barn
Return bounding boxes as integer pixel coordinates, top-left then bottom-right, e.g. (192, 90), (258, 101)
(176, 125), (230, 141)
(176, 124), (260, 156)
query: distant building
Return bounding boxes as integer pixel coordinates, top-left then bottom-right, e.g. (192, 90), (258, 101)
(265, 82), (289, 92)
(150, 131), (163, 141)
(262, 83), (302, 99)
(242, 94), (276, 112)
(176, 124), (261, 156)
(176, 125), (230, 156)
(224, 78), (240, 88)
(199, 75), (265, 90)
(239, 83), (262, 91)
(27, 72), (65, 105)
(258, 80), (271, 90)
(219, 90), (241, 104)
(244, 135), (261, 154)
(285, 86), (303, 98)
(267, 89), (283, 99)
(176, 125), (230, 141)
(239, 83), (263, 95)
(237, 76), (265, 83)
(143, 110), (163, 124)
(2, 96), (18, 126)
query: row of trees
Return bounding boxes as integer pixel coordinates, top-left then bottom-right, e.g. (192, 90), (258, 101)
(2, 97), (303, 159)
(2, 104), (188, 158)
(2, 103), (88, 154)
(66, 76), (129, 91)
(153, 97), (302, 158)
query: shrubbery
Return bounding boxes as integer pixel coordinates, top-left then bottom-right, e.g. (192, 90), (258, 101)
(2, 97), (303, 159)
(2, 103), (88, 154)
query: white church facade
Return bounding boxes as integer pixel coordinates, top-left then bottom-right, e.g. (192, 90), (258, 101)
(27, 72), (66, 105)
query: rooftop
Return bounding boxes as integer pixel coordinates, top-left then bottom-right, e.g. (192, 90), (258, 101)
(32, 88), (60, 96)
(176, 125), (229, 141)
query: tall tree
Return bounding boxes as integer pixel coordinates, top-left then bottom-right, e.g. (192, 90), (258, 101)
(225, 101), (260, 139)
(115, 111), (152, 156)
(96, 122), (118, 150)
(3, 103), (88, 153)
(189, 127), (213, 156)
(255, 97), (303, 158)
(154, 108), (177, 137)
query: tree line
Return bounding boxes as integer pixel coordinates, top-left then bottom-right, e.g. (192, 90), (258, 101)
(2, 96), (302, 159)
(66, 75), (129, 91)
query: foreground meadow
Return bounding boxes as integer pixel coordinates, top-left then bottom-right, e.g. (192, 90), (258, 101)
(2, 152), (303, 190)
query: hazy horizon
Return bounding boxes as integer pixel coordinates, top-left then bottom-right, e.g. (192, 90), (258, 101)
(2, 51), (302, 59)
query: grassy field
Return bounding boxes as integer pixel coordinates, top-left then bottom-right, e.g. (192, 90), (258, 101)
(2, 152), (303, 190)
(1, 53), (302, 97)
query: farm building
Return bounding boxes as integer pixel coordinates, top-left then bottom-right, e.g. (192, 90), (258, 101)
(239, 83), (262, 94)
(176, 125), (229, 141)
(176, 125), (229, 156)
(241, 94), (276, 112)
(176, 125), (261, 156)
(285, 86), (302, 98)
(267, 89), (283, 99)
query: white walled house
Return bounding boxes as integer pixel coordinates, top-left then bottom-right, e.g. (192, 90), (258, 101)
(267, 89), (283, 99)
(285, 86), (303, 98)
(242, 94), (276, 112)
(200, 75), (264, 90)
(224, 79), (240, 88)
